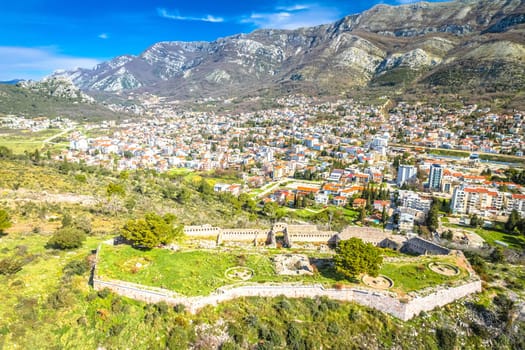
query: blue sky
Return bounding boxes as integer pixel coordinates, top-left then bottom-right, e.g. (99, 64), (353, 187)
(0, 0), (449, 80)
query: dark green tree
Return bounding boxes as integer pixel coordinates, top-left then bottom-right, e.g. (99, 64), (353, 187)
(436, 328), (457, 350)
(505, 210), (520, 233)
(470, 214), (482, 228)
(334, 238), (383, 280)
(381, 206), (389, 227)
(426, 200), (440, 232)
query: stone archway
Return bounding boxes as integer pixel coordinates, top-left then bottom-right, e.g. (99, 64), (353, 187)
(269, 222), (290, 247)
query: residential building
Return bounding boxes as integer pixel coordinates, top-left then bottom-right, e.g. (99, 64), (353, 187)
(428, 164), (443, 190)
(397, 165), (417, 187)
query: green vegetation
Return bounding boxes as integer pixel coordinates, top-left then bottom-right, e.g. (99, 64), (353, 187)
(0, 207), (11, 234)
(120, 213), (182, 249)
(0, 83), (124, 120)
(334, 238), (383, 280)
(381, 256), (467, 293)
(96, 244), (469, 296)
(442, 221), (525, 250)
(0, 146), (523, 348)
(0, 128), (69, 154)
(46, 226), (86, 249)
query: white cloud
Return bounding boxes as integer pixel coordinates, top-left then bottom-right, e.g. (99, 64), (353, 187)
(241, 3), (341, 30)
(276, 4), (310, 11)
(98, 33), (109, 39)
(0, 46), (100, 81)
(157, 8), (224, 23)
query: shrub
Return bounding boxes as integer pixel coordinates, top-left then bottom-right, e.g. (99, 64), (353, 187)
(0, 256), (24, 275)
(46, 227), (86, 250)
(436, 327), (456, 350)
(0, 208), (12, 234)
(63, 259), (89, 277)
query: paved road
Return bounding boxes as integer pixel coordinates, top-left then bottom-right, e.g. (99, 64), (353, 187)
(42, 127), (75, 145)
(390, 143), (524, 163)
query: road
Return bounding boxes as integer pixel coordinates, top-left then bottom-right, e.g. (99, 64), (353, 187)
(42, 127), (75, 145)
(390, 143), (525, 163)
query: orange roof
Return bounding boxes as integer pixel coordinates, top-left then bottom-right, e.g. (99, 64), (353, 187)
(297, 186), (319, 193)
(512, 194), (525, 200)
(464, 188), (489, 194)
(354, 198), (366, 204)
(464, 175), (485, 180)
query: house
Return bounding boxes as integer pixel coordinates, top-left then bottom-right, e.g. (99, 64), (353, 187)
(373, 200), (390, 212)
(353, 198), (367, 209)
(333, 196), (347, 207)
(315, 192), (329, 205)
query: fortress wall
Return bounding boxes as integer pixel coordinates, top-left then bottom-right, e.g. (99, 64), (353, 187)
(287, 232), (337, 243)
(402, 280), (482, 319)
(184, 225), (221, 237)
(219, 229), (266, 242)
(93, 276), (481, 321)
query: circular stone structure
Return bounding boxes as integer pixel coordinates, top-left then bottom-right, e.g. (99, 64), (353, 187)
(123, 257), (150, 273)
(428, 262), (460, 276)
(362, 275), (394, 290)
(225, 266), (254, 281)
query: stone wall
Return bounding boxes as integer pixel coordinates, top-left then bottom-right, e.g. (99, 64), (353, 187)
(93, 276), (481, 321)
(184, 224), (221, 237)
(403, 237), (450, 255)
(218, 229), (268, 244)
(403, 280), (482, 319)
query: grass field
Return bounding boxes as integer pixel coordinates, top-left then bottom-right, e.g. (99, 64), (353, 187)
(0, 128), (70, 154)
(97, 245), (469, 296)
(381, 256), (468, 293)
(442, 222), (525, 249)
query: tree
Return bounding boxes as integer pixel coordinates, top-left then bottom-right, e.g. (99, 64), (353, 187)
(470, 214), (482, 228)
(333, 238), (383, 280)
(0, 208), (12, 234)
(381, 206), (389, 227)
(121, 213), (182, 249)
(426, 200), (440, 232)
(436, 328), (457, 350)
(505, 210), (520, 233)
(263, 202), (279, 221)
(47, 227), (86, 250)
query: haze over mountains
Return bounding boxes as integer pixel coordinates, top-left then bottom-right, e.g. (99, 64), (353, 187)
(51, 0), (525, 100)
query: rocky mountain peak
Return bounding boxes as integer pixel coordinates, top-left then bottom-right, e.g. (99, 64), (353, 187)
(50, 0), (525, 99)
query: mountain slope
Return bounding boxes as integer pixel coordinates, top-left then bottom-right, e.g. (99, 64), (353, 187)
(0, 78), (126, 120)
(53, 0), (525, 100)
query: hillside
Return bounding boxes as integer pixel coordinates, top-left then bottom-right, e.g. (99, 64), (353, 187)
(0, 157), (524, 349)
(52, 0), (525, 104)
(0, 80), (126, 120)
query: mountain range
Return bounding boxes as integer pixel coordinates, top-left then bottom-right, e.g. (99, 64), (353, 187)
(53, 0), (525, 102)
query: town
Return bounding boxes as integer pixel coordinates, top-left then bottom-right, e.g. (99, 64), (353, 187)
(2, 95), (525, 245)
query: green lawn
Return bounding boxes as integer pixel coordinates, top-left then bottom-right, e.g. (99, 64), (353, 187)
(97, 245), (470, 296)
(380, 256), (468, 293)
(442, 222), (525, 249)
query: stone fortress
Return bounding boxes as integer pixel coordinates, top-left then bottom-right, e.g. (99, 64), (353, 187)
(93, 223), (480, 321)
(184, 223), (450, 255)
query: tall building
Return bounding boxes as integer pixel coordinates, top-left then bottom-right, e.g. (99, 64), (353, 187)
(428, 164), (443, 190)
(450, 185), (504, 216)
(397, 165), (417, 186)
